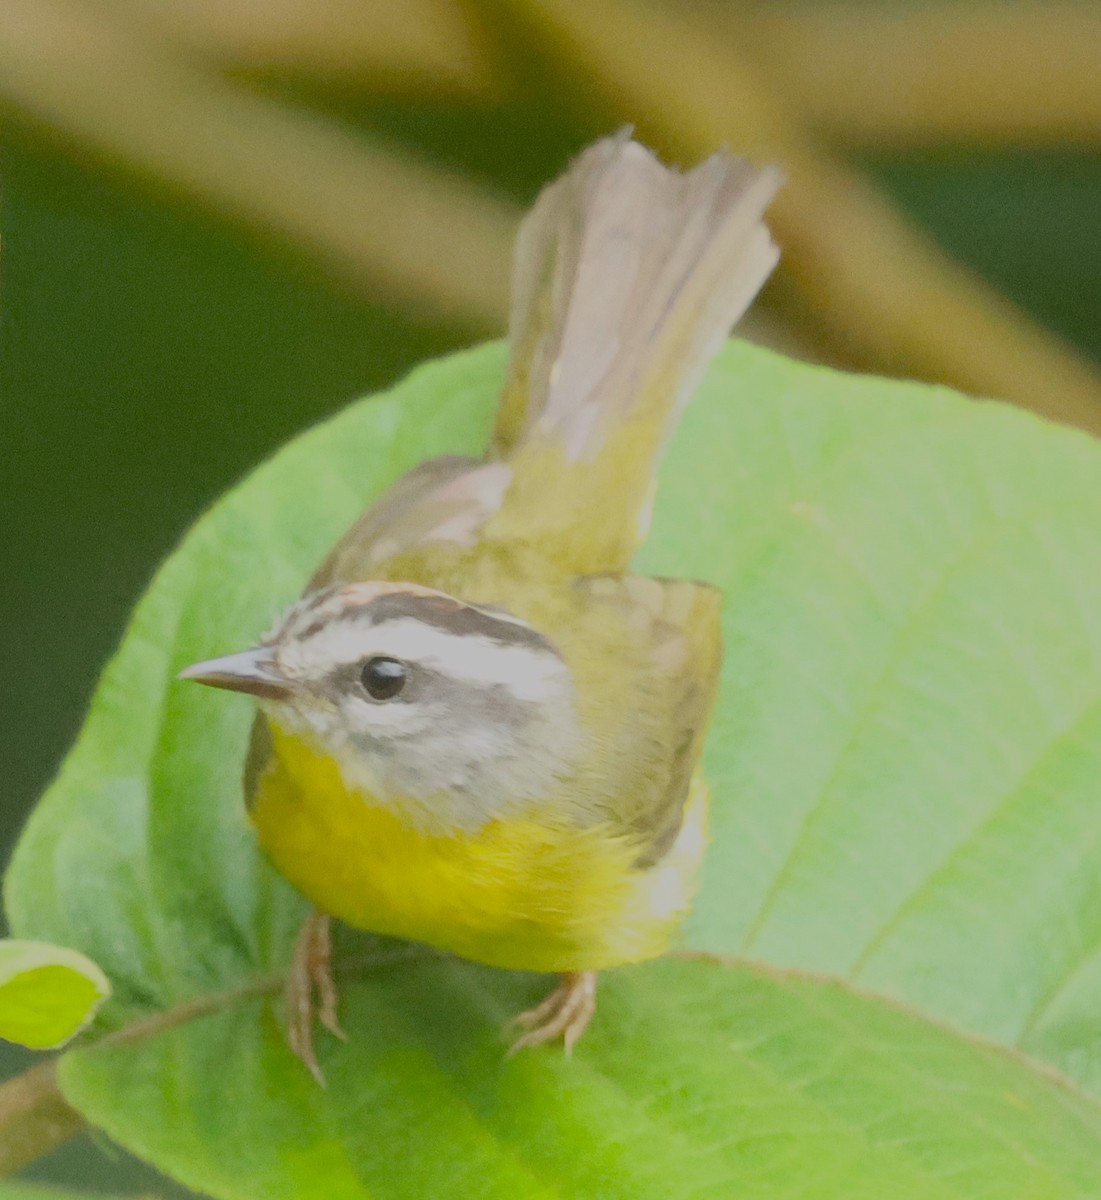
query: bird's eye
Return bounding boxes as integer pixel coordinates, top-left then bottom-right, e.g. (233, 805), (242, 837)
(360, 656), (408, 701)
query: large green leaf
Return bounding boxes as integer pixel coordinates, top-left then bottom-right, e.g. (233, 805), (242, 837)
(649, 358), (1101, 1086)
(8, 341), (1101, 1194)
(57, 957), (1101, 1199)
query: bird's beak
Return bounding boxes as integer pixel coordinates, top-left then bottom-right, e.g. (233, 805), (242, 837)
(178, 647), (292, 701)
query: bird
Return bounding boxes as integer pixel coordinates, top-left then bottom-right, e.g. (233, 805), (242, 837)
(181, 131), (780, 1082)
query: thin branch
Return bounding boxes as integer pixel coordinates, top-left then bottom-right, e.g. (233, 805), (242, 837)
(0, 947), (423, 1176)
(102, 0), (497, 98)
(504, 0), (1101, 436)
(0, 0), (820, 362)
(0, 1060), (83, 1175)
(737, 2), (1101, 150)
(0, 0), (516, 326)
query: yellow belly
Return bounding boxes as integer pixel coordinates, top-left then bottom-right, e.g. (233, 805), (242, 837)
(251, 728), (708, 972)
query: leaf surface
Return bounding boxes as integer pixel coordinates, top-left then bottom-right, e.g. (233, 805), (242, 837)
(646, 353), (1101, 1091)
(58, 957), (1101, 1200)
(8, 341), (1101, 1194)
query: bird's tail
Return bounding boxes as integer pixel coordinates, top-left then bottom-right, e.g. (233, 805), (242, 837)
(486, 132), (781, 574)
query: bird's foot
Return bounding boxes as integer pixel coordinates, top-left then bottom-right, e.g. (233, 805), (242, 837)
(509, 970), (597, 1055)
(286, 910), (347, 1085)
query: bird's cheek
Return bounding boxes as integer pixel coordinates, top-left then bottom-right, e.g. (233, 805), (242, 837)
(353, 698), (434, 741)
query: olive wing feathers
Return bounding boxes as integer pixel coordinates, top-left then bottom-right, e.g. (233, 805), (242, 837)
(307, 455), (511, 589)
(576, 574), (723, 867)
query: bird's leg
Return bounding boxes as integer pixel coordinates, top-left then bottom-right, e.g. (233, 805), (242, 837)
(286, 909), (346, 1085)
(510, 971), (597, 1055)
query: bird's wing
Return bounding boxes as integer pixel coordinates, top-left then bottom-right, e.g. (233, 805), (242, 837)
(576, 574), (723, 867)
(307, 455), (511, 589)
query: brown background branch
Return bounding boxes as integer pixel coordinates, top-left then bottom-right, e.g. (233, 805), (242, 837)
(100, 0), (494, 95)
(737, 2), (1101, 149)
(503, 0), (1101, 435)
(0, 1060), (82, 1176)
(2, 0), (1098, 430)
(0, 0), (517, 324)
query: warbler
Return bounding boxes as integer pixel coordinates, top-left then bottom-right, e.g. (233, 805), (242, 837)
(182, 133), (780, 1080)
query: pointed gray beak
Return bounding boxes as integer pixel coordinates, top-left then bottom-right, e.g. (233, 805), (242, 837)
(178, 647), (291, 701)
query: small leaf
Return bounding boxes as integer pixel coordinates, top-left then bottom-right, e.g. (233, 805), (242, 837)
(0, 940), (110, 1049)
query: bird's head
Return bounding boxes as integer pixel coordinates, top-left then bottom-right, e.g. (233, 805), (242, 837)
(180, 582), (582, 832)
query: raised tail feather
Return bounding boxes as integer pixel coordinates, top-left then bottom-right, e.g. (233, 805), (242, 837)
(488, 132), (781, 574)
(313, 135), (780, 587)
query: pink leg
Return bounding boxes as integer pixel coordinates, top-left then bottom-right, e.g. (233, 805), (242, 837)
(286, 910), (347, 1086)
(510, 971), (598, 1055)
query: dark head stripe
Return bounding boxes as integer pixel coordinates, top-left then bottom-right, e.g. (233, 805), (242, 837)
(365, 593), (560, 657)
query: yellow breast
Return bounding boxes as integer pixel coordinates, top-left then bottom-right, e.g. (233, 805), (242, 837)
(251, 726), (708, 973)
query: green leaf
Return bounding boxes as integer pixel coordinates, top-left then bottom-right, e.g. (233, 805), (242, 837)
(57, 957), (1101, 1200)
(0, 940), (109, 1050)
(9, 341), (1101, 1193)
(647, 353), (1101, 1088)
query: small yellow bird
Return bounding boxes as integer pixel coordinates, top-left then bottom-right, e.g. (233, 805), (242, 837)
(182, 133), (780, 1080)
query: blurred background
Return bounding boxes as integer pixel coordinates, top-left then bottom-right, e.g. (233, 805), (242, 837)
(1, 0), (1099, 1191)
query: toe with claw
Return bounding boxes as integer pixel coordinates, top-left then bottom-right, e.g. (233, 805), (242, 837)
(509, 971), (597, 1055)
(286, 910), (347, 1085)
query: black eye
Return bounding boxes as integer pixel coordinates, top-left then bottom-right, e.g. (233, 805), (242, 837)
(360, 656), (408, 701)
